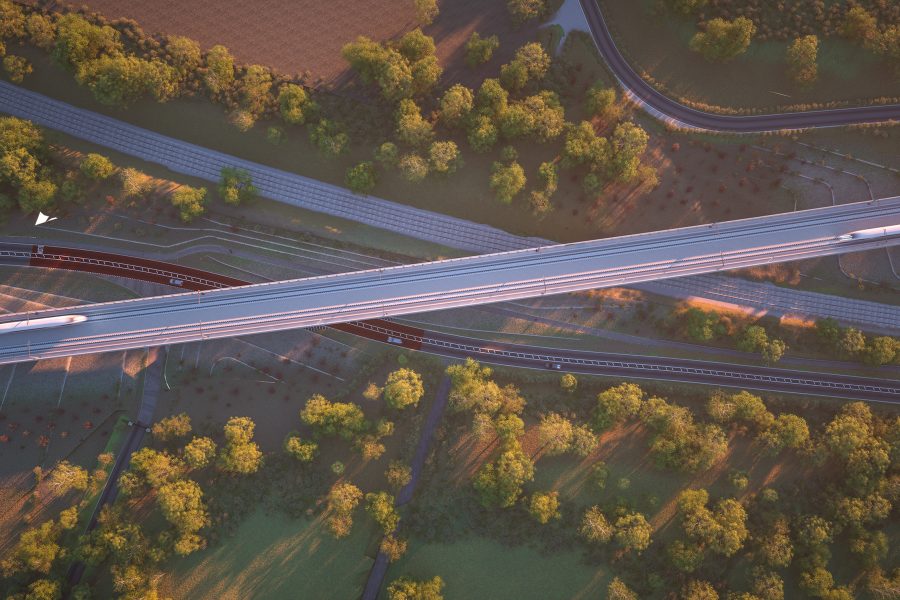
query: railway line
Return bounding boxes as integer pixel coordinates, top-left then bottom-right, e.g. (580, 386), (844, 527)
(0, 198), (898, 365)
(1, 242), (898, 402)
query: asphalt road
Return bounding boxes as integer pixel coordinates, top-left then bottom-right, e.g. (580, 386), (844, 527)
(5, 244), (898, 402)
(0, 198), (898, 364)
(578, 0), (900, 131)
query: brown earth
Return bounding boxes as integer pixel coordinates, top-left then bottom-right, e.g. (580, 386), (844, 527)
(75, 0), (541, 86)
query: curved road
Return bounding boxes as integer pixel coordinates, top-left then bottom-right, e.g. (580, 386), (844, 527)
(4, 243), (898, 402)
(578, 0), (900, 131)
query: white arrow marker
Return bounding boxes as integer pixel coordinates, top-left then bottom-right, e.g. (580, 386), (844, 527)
(35, 212), (57, 225)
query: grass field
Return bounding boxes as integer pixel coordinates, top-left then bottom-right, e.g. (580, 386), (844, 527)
(160, 508), (378, 599)
(385, 535), (610, 599)
(385, 372), (840, 600)
(598, 0), (900, 111)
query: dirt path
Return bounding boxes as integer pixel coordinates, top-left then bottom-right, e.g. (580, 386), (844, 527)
(66, 347), (166, 586)
(361, 373), (451, 600)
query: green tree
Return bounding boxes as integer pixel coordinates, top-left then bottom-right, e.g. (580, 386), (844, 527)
(428, 140), (462, 175)
(218, 166), (257, 206)
(24, 578), (61, 600)
(500, 42), (550, 91)
(53, 14), (121, 70)
(473, 443), (534, 508)
(76, 54), (176, 106)
(375, 142), (399, 168)
(465, 32), (499, 68)
(842, 7), (878, 46)
(283, 433), (318, 462)
(380, 534), (408, 563)
(17, 179), (56, 214)
(309, 119), (349, 157)
(237, 64), (272, 115)
(839, 327), (866, 357)
(439, 84), (474, 129)
(152, 413), (192, 442)
(413, 0), (439, 25)
(787, 35), (818, 86)
(594, 382), (644, 429)
(874, 26), (900, 76)
(204, 44), (235, 95)
(80, 153), (115, 180)
(507, 0), (549, 24)
(157, 478), (209, 555)
(538, 412), (575, 455)
(475, 78), (508, 119)
(641, 398), (727, 472)
(326, 482), (363, 538)
(706, 390), (774, 430)
(383, 368), (425, 410)
(609, 121), (649, 182)
(586, 83), (617, 119)
(170, 185), (207, 222)
(864, 336), (898, 366)
(528, 491), (561, 524)
(386, 461), (413, 490)
(218, 416), (263, 474)
(119, 167), (151, 199)
(366, 491), (400, 533)
(607, 577), (638, 600)
(0, 0), (25, 39)
(815, 317), (841, 349)
(396, 99), (434, 147)
(758, 413), (809, 454)
(762, 339), (787, 365)
(399, 153), (429, 182)
(580, 505), (613, 543)
(183, 436), (217, 470)
(278, 83), (316, 125)
(689, 17), (756, 62)
(676, 489), (748, 558)
(681, 580), (718, 600)
(569, 425), (600, 456)
(1, 519), (62, 576)
(467, 114), (498, 152)
(561, 121), (609, 170)
(128, 447), (184, 489)
(387, 576), (444, 600)
(490, 160), (526, 203)
(560, 373), (577, 393)
(500, 91), (565, 142)
(737, 325), (768, 353)
(166, 35), (201, 79)
(47, 461), (88, 495)
(346, 161), (378, 194)
(3, 54), (32, 83)
(301, 394), (369, 439)
(614, 512), (653, 552)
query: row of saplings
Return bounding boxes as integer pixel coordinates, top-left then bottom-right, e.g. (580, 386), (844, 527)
(0, 115), (260, 223)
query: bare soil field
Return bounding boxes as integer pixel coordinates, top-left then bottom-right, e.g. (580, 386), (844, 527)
(74, 0), (542, 87)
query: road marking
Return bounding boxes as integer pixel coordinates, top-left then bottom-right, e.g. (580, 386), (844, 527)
(0, 363), (15, 410)
(57, 356), (72, 408)
(116, 350), (126, 402)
